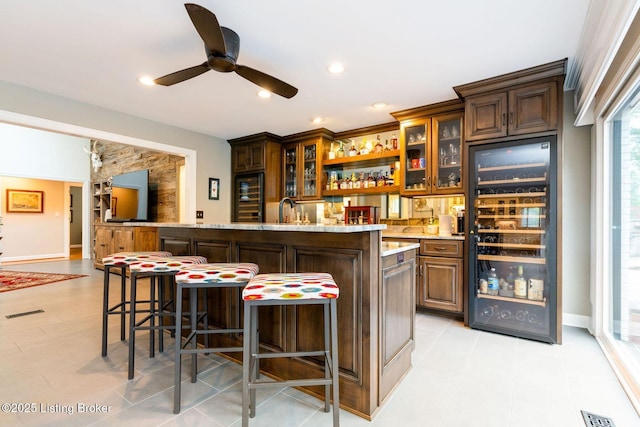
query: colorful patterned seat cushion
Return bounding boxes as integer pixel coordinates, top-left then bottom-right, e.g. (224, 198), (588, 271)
(128, 256), (208, 273)
(175, 263), (259, 284)
(102, 251), (173, 266)
(242, 273), (339, 301)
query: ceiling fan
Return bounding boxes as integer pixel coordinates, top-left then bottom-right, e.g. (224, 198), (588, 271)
(153, 3), (298, 99)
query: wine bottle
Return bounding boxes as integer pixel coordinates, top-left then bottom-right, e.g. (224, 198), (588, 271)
(514, 265), (527, 299)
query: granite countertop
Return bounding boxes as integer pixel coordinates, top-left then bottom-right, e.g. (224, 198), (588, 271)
(380, 241), (420, 257)
(128, 222), (387, 233)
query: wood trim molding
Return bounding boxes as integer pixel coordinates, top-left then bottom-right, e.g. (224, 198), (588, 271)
(566, 0), (640, 126)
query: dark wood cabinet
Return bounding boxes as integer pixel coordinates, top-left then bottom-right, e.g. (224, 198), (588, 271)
(228, 133), (283, 222)
(391, 100), (465, 196)
(282, 128), (333, 200)
(454, 59), (565, 142)
(379, 248), (416, 403)
(418, 239), (464, 313)
(464, 81), (557, 141)
(232, 141), (265, 173)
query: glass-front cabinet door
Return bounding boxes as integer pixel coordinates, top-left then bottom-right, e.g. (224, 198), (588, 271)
(431, 113), (463, 194)
(400, 119), (430, 194)
(300, 140), (319, 199)
(283, 144), (298, 198)
(283, 140), (321, 200)
(400, 113), (464, 196)
(468, 136), (558, 343)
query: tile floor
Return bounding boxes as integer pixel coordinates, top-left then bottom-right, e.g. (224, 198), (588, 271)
(0, 258), (638, 427)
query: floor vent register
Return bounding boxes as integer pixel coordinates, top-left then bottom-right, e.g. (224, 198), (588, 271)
(5, 309), (44, 319)
(581, 410), (616, 427)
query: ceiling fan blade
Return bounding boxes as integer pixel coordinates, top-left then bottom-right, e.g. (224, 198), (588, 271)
(154, 62), (210, 86)
(184, 3), (227, 55)
(235, 65), (298, 99)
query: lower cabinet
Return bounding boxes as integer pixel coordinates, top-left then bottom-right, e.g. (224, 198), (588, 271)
(93, 224), (158, 269)
(379, 248), (416, 403)
(418, 239), (464, 313)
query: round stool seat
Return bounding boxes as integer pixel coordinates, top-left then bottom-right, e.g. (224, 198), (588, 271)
(102, 251), (172, 266)
(242, 272), (339, 301)
(129, 256), (208, 273)
(176, 263), (259, 284)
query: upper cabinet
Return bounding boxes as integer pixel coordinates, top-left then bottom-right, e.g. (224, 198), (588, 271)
(228, 132), (283, 222)
(282, 128), (333, 200)
(392, 100), (465, 196)
(454, 60), (565, 142)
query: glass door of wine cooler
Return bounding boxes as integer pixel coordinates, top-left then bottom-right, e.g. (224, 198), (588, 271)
(468, 136), (558, 343)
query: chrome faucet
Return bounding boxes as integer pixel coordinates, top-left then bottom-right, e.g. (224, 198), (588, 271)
(279, 197), (295, 223)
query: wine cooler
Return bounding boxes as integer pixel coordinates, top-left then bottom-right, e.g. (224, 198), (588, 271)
(468, 136), (559, 343)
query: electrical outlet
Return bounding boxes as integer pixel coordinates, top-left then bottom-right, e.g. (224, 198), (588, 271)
(196, 210), (204, 219)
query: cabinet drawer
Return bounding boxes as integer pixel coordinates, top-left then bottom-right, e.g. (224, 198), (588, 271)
(420, 240), (463, 257)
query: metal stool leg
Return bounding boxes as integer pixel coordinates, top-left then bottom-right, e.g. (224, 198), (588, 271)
(173, 281), (184, 414)
(128, 271), (138, 380)
(101, 265), (111, 357)
(119, 266), (127, 341)
(331, 299), (340, 426)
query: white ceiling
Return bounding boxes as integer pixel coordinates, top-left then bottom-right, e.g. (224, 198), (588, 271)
(0, 0), (590, 140)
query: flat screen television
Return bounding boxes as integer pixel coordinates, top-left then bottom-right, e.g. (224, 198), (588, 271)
(108, 169), (149, 222)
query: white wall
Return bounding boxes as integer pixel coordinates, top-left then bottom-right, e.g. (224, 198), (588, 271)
(0, 177), (68, 260)
(0, 81), (231, 224)
(0, 124), (89, 260)
(562, 90), (593, 326)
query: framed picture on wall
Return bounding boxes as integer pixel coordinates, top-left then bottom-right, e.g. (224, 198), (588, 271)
(209, 178), (220, 200)
(6, 189), (44, 213)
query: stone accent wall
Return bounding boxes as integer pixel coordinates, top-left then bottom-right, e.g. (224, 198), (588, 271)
(90, 140), (183, 222)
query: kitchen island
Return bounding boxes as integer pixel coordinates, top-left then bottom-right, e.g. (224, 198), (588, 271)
(134, 222), (417, 419)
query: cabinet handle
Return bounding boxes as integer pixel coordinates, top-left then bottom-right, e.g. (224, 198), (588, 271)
(419, 265), (423, 276)
(434, 246), (448, 251)
(509, 112), (513, 124)
(427, 176), (431, 187)
(502, 113), (506, 126)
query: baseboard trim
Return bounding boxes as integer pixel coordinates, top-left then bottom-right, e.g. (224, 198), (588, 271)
(563, 313), (590, 328)
(1, 253), (66, 263)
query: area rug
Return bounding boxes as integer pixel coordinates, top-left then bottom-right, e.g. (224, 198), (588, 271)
(0, 270), (87, 293)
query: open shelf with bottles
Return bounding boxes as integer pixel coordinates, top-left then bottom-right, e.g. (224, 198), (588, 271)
(322, 124), (401, 196)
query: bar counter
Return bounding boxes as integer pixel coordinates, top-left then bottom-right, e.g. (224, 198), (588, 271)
(133, 222), (416, 419)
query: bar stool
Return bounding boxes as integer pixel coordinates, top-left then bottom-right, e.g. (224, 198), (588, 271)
(101, 251), (172, 357)
(241, 272), (340, 427)
(173, 262), (259, 414)
(127, 255), (208, 380)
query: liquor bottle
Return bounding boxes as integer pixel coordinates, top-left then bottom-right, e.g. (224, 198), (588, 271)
(384, 139), (391, 151)
(359, 171), (365, 189)
(374, 135), (383, 154)
(360, 138), (369, 155)
(391, 133), (398, 150)
(487, 268), (499, 296)
(349, 140), (358, 157)
(367, 173), (375, 188)
(377, 170), (385, 187)
(514, 265), (527, 299)
(328, 142), (336, 160)
(337, 142), (344, 158)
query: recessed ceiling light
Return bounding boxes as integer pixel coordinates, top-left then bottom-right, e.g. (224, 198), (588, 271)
(372, 102), (388, 109)
(310, 117), (325, 124)
(138, 76), (156, 86)
(327, 63), (344, 74)
(257, 90), (272, 98)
